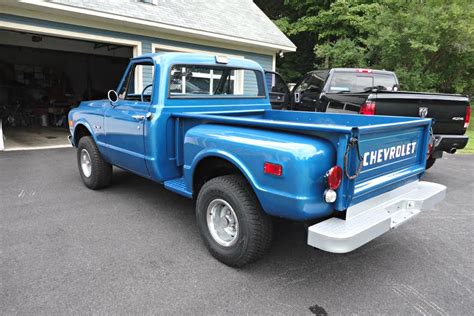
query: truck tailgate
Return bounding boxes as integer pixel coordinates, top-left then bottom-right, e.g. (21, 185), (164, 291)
(346, 120), (432, 208)
(373, 92), (469, 135)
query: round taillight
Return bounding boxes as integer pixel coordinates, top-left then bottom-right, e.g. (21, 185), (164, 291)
(427, 143), (433, 159)
(326, 166), (342, 190)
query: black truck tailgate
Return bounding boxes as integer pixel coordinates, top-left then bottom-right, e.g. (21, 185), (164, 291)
(372, 92), (469, 135)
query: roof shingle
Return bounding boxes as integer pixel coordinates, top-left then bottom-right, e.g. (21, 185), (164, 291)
(46, 0), (296, 50)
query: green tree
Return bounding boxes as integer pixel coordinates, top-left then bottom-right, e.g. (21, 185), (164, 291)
(369, 0), (474, 94)
(255, 0), (332, 81)
(309, 0), (381, 68)
(255, 0), (474, 95)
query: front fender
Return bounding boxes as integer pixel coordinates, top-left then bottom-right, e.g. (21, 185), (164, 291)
(69, 104), (108, 159)
(71, 120), (95, 145)
(183, 124), (337, 221)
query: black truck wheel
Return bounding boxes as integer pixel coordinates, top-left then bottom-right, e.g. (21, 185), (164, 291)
(426, 157), (436, 170)
(196, 175), (273, 267)
(77, 136), (112, 190)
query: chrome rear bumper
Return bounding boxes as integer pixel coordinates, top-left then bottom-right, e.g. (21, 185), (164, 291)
(307, 181), (446, 253)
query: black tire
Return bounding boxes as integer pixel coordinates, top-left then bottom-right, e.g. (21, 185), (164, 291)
(196, 175), (273, 267)
(426, 157), (436, 170)
(77, 136), (112, 190)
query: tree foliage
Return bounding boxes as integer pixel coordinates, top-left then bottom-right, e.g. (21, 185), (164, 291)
(254, 0), (474, 95)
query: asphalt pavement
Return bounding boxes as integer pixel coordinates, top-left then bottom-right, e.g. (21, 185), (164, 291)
(1, 148), (473, 314)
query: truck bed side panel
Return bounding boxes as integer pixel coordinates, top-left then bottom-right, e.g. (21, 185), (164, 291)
(183, 124), (336, 220)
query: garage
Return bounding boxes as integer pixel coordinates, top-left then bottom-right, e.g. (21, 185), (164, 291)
(0, 0), (295, 151)
(0, 29), (133, 150)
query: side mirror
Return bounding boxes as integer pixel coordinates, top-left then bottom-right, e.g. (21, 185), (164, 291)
(107, 90), (118, 105)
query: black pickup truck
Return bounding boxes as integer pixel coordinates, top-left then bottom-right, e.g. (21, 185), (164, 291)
(266, 68), (471, 169)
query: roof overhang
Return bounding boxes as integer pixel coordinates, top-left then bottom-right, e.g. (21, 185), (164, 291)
(10, 0), (296, 54)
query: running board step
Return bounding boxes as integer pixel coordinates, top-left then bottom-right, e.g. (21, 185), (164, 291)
(164, 177), (192, 198)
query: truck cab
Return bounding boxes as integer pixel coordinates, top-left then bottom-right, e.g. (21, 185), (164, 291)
(69, 54), (446, 267)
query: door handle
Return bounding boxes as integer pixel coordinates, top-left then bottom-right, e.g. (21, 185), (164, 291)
(131, 113), (152, 121)
(132, 115), (145, 121)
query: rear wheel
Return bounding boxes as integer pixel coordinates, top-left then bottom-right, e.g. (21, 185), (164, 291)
(77, 136), (112, 189)
(196, 175), (273, 267)
(426, 157), (436, 170)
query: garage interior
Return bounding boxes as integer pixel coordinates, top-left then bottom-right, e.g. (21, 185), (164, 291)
(0, 29), (133, 150)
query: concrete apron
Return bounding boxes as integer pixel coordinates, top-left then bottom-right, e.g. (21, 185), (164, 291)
(0, 124), (72, 152)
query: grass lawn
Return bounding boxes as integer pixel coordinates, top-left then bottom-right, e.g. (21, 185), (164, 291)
(459, 106), (473, 154)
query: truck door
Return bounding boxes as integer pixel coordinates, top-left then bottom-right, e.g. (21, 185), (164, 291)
(104, 59), (154, 177)
(293, 73), (326, 111)
(265, 71), (290, 110)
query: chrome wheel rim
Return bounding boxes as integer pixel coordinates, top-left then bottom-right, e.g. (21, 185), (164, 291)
(206, 199), (239, 247)
(80, 149), (92, 178)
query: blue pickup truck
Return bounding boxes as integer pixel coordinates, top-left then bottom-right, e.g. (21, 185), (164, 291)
(68, 53), (446, 267)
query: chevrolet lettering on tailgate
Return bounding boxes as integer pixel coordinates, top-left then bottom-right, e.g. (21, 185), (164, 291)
(363, 142), (417, 167)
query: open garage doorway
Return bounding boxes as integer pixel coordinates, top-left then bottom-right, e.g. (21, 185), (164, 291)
(0, 29), (133, 150)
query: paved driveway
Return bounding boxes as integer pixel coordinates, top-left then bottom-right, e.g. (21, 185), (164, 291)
(1, 149), (473, 314)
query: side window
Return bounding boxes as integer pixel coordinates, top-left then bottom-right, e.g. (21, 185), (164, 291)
(295, 74), (324, 94)
(265, 72), (289, 94)
(307, 74), (324, 93)
(295, 76), (311, 94)
(118, 62), (154, 102)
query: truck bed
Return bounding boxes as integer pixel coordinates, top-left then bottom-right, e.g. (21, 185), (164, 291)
(172, 109), (429, 134)
(171, 109), (432, 211)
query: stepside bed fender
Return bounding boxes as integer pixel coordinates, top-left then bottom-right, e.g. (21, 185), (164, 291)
(182, 124), (336, 220)
(188, 150), (259, 196)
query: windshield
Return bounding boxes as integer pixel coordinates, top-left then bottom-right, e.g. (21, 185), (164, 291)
(328, 72), (397, 93)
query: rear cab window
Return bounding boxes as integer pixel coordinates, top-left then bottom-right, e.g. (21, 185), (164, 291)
(168, 65), (265, 98)
(328, 72), (397, 93)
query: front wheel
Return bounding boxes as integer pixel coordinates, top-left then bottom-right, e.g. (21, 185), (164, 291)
(77, 136), (112, 189)
(196, 175), (273, 267)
